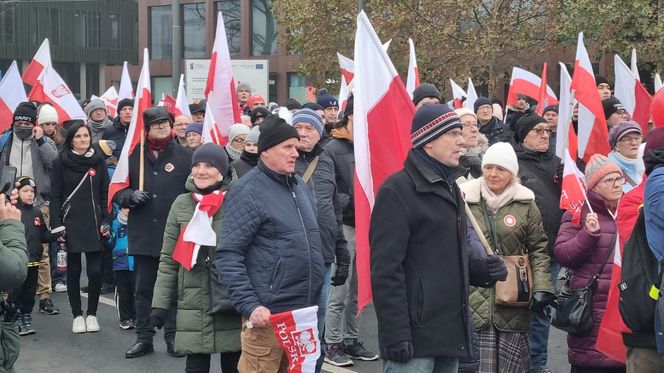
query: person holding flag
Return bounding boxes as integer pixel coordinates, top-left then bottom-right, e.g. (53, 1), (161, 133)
(103, 98), (135, 158)
(554, 154), (626, 372)
(113, 106), (193, 359)
(151, 143), (241, 373)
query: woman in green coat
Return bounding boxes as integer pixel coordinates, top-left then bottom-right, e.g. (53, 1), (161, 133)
(151, 143), (241, 373)
(459, 142), (554, 373)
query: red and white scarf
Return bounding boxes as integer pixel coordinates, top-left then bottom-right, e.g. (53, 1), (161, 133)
(172, 191), (224, 270)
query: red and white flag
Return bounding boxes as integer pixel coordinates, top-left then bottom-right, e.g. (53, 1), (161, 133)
(0, 61), (28, 132)
(555, 63), (577, 160)
(175, 74), (192, 118)
(571, 33), (610, 162)
(535, 63), (550, 115)
(614, 54), (652, 133)
(118, 61), (134, 100)
(269, 306), (320, 373)
(108, 49), (152, 212)
(100, 86), (119, 118)
(560, 149), (587, 225)
(337, 53), (355, 112)
(205, 11), (241, 145)
(201, 104), (223, 145)
(449, 79), (467, 109)
(465, 78), (478, 110)
(354, 11), (414, 312)
(405, 38), (420, 99)
(22, 39), (52, 86)
(28, 66), (86, 122)
(506, 67), (558, 106)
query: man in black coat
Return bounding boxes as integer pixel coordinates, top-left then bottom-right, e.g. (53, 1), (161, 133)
(512, 113), (564, 373)
(114, 107), (193, 359)
(370, 104), (507, 372)
(102, 98), (134, 158)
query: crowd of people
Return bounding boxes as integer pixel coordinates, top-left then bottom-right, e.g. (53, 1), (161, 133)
(0, 75), (663, 373)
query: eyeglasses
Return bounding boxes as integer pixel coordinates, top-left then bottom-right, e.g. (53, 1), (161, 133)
(444, 130), (464, 139)
(600, 176), (626, 186)
(461, 121), (478, 128)
(530, 127), (553, 136)
(232, 137), (245, 144)
(149, 119), (170, 129)
(618, 135), (642, 144)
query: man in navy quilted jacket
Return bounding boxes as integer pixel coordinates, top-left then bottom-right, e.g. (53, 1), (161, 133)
(216, 116), (325, 372)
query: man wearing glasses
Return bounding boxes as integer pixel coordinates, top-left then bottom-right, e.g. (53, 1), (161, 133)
(602, 97), (629, 130)
(512, 113), (562, 373)
(113, 107), (193, 359)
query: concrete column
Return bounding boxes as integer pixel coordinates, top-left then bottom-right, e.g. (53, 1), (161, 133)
(99, 63), (106, 91)
(80, 62), (87, 99)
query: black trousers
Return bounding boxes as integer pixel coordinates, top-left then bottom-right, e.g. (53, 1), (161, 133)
(115, 270), (136, 321)
(133, 255), (176, 344)
(9, 266), (39, 314)
(101, 247), (115, 286)
(185, 352), (241, 373)
(67, 251), (103, 317)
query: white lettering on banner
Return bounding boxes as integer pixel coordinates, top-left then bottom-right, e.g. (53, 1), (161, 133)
(50, 83), (71, 98)
(276, 322), (301, 368)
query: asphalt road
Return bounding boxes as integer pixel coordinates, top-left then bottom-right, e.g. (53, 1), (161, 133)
(15, 291), (572, 373)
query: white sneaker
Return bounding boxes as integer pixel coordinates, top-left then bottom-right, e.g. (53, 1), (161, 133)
(72, 316), (86, 333)
(54, 283), (67, 292)
(85, 315), (100, 332)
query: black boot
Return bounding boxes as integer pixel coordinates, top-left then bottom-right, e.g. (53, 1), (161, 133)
(125, 341), (154, 358)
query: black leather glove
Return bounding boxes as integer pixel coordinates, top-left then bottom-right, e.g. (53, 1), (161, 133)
(529, 291), (557, 313)
(554, 163), (564, 185)
(382, 340), (414, 363)
(486, 255), (508, 282)
(129, 190), (151, 207)
(149, 308), (168, 329)
(331, 264), (349, 286)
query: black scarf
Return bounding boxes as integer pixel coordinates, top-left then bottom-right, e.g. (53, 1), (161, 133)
(240, 151), (259, 166)
(413, 148), (457, 185)
(60, 145), (103, 172)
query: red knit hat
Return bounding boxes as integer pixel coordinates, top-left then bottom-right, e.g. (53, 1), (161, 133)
(584, 154), (622, 189)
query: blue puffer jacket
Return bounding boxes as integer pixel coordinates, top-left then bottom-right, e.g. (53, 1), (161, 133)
(216, 161), (325, 318)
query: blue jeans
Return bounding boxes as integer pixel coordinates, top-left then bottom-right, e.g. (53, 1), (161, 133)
(383, 357), (459, 373)
(529, 260), (561, 370)
(315, 264), (332, 373)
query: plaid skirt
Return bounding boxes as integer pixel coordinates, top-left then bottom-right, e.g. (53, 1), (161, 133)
(477, 325), (531, 373)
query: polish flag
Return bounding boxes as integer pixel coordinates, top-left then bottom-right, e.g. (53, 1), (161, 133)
(22, 39), (52, 86)
(506, 67), (558, 106)
(175, 74), (192, 118)
(100, 86), (119, 117)
(560, 149), (587, 225)
(118, 61), (134, 100)
(159, 94), (177, 115)
(535, 63), (550, 115)
(201, 103), (223, 145)
(108, 49), (152, 212)
(655, 73), (663, 93)
(571, 33), (610, 162)
(337, 53), (355, 112)
(354, 11), (414, 312)
(614, 54), (652, 133)
(555, 63), (577, 159)
(269, 306), (320, 373)
(205, 11), (241, 145)
(28, 66), (86, 122)
(465, 77), (478, 111)
(405, 38), (420, 99)
(0, 61), (28, 132)
(449, 79), (467, 102)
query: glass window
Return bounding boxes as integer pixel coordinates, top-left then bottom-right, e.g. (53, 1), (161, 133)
(288, 73), (308, 103)
(215, 0), (241, 56)
(251, 0), (277, 56)
(152, 77), (173, 106)
(89, 12), (101, 48)
(109, 14), (119, 49)
(269, 72), (278, 103)
(73, 11), (87, 47)
(183, 3), (206, 59)
(1, 7), (15, 43)
(150, 6), (172, 59)
(49, 8), (60, 46)
(86, 63), (100, 97)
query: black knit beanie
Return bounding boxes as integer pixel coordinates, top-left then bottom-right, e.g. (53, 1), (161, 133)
(473, 97), (493, 113)
(412, 83), (442, 106)
(515, 113), (547, 143)
(258, 117), (300, 153)
(13, 102), (38, 125)
(191, 143), (229, 175)
(117, 98), (134, 113)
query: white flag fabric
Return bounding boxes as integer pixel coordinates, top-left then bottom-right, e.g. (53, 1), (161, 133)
(100, 86), (119, 118)
(175, 74), (192, 118)
(269, 306), (320, 373)
(555, 63), (574, 159)
(118, 61), (134, 100)
(22, 39), (52, 86)
(28, 66), (86, 122)
(405, 38), (420, 99)
(465, 77), (478, 110)
(0, 61), (28, 131)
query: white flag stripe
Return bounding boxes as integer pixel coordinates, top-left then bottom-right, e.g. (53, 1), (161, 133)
(0, 61), (27, 112)
(555, 63), (573, 159)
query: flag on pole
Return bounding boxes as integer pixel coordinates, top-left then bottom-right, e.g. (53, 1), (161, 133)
(108, 49), (152, 212)
(269, 306), (320, 373)
(465, 78), (478, 111)
(118, 61), (134, 100)
(205, 12), (242, 145)
(449, 79), (467, 108)
(354, 11), (414, 313)
(175, 74), (192, 118)
(555, 63), (577, 160)
(405, 38), (420, 99)
(570, 33), (610, 162)
(535, 63), (550, 115)
(506, 67), (558, 106)
(22, 39), (52, 86)
(201, 103), (223, 145)
(100, 86), (119, 117)
(614, 54), (652, 133)
(0, 61), (28, 132)
(560, 149), (587, 225)
(337, 53), (355, 112)
(28, 66), (87, 122)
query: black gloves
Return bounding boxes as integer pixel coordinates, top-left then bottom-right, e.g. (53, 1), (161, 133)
(382, 340), (414, 363)
(331, 264), (349, 286)
(529, 291), (557, 313)
(129, 190), (151, 207)
(486, 255), (508, 282)
(149, 308), (168, 329)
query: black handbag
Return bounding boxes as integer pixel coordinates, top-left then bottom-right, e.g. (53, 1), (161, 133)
(550, 233), (616, 335)
(205, 249), (239, 315)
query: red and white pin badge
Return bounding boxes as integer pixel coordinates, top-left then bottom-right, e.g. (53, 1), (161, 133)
(165, 163), (175, 173)
(503, 215), (516, 227)
(88, 168), (96, 177)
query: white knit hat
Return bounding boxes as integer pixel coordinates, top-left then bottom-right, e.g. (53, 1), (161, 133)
(481, 142), (519, 176)
(38, 104), (58, 124)
(454, 107), (477, 121)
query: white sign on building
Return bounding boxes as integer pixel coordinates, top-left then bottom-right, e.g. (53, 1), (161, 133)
(185, 59), (269, 101)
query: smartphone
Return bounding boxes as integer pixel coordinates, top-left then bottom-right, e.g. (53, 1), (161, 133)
(0, 166), (16, 199)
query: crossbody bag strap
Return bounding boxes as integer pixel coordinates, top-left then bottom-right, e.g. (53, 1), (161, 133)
(464, 201), (494, 256)
(587, 228), (618, 288)
(302, 156), (319, 183)
(63, 171), (90, 206)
